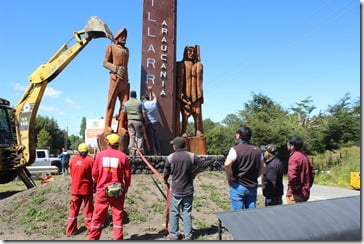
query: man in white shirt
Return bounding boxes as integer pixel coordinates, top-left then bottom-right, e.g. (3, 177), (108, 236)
(141, 86), (160, 155)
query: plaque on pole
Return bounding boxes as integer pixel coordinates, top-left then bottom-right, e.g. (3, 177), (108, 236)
(140, 0), (177, 155)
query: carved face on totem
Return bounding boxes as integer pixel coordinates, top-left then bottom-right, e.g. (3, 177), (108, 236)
(186, 46), (196, 61)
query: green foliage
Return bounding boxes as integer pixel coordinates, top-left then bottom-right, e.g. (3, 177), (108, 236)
(186, 121), (194, 137)
(238, 92), (289, 146)
(36, 129), (52, 148)
(68, 134), (82, 151)
(12, 180), (68, 237)
(322, 93), (360, 150)
(290, 97), (316, 127)
(312, 146), (360, 187)
(204, 121), (233, 155)
(79, 117), (86, 140)
(35, 115), (65, 151)
(202, 92), (359, 173)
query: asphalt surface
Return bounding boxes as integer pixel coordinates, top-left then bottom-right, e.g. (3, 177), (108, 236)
(258, 179), (361, 204)
(307, 182), (360, 202)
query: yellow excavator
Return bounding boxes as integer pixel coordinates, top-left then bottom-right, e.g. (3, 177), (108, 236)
(0, 16), (113, 188)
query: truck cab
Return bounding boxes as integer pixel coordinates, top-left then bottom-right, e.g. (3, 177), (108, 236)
(27, 149), (62, 175)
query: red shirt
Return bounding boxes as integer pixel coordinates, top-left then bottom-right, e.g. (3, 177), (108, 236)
(69, 153), (94, 195)
(287, 150), (315, 200)
(93, 147), (131, 194)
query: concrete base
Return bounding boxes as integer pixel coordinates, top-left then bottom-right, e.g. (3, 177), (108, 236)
(186, 136), (207, 155)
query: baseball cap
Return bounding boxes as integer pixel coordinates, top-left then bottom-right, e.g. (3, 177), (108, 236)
(106, 133), (120, 146)
(170, 136), (186, 148)
(261, 144), (278, 155)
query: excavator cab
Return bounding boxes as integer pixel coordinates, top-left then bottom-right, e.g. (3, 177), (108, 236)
(0, 98), (20, 185)
(0, 98), (15, 147)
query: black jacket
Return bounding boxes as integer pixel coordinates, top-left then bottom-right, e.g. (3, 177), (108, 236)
(262, 157), (284, 198)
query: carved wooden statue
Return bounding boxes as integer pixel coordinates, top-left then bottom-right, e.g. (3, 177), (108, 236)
(103, 28), (130, 135)
(176, 45), (204, 137)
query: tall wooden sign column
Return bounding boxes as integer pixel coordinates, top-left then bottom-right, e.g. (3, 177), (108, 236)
(140, 0), (177, 155)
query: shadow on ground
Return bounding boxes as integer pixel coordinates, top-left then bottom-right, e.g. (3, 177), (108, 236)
(0, 191), (21, 200)
(127, 225), (220, 240)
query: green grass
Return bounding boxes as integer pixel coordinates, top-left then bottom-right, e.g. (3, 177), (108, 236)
(311, 146), (360, 187)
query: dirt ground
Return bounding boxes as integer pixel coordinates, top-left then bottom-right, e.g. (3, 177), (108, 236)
(0, 171), (247, 241)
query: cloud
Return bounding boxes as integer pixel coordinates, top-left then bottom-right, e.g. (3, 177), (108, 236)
(45, 87), (61, 98)
(39, 105), (58, 112)
(65, 97), (80, 109)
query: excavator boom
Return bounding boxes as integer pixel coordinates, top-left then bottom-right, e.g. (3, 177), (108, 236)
(0, 16), (113, 188)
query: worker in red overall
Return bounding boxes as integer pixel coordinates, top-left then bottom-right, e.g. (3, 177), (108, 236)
(88, 133), (131, 240)
(66, 143), (94, 237)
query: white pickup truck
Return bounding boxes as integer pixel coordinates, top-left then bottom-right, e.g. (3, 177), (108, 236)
(26, 149), (62, 175)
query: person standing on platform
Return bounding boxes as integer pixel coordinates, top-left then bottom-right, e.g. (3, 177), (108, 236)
(141, 85), (160, 155)
(124, 90), (147, 155)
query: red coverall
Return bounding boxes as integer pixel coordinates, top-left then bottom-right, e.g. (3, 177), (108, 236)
(66, 153), (94, 236)
(88, 147), (131, 240)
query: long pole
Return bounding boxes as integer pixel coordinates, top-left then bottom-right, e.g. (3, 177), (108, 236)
(65, 126), (68, 149)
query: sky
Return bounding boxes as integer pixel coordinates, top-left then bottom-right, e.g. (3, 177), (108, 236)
(0, 0), (360, 136)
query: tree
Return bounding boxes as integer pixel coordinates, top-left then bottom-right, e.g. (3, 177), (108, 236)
(291, 97), (316, 127)
(322, 93), (360, 149)
(68, 134), (83, 151)
(205, 125), (233, 155)
(221, 113), (243, 137)
(36, 128), (52, 148)
(238, 92), (289, 146)
(289, 97), (327, 153)
(202, 119), (233, 155)
(80, 117), (86, 140)
(35, 115), (64, 151)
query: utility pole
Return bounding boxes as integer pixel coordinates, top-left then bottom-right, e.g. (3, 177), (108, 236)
(64, 126), (68, 149)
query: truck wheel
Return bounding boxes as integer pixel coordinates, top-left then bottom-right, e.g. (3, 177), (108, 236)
(0, 170), (17, 184)
(51, 160), (61, 174)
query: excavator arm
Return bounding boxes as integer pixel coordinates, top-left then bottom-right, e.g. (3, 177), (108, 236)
(13, 16), (113, 167)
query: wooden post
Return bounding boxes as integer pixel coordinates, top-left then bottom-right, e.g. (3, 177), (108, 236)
(140, 0), (177, 155)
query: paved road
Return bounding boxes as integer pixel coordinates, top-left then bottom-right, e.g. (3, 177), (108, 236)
(308, 182), (360, 202)
(258, 179), (360, 204)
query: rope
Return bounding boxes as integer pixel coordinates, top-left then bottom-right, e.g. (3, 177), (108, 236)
(135, 148), (170, 234)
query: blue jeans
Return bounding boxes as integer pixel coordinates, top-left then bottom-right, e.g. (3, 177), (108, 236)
(169, 193), (193, 240)
(229, 181), (257, 210)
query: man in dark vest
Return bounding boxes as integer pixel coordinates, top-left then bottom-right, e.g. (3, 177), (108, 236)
(224, 126), (265, 210)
